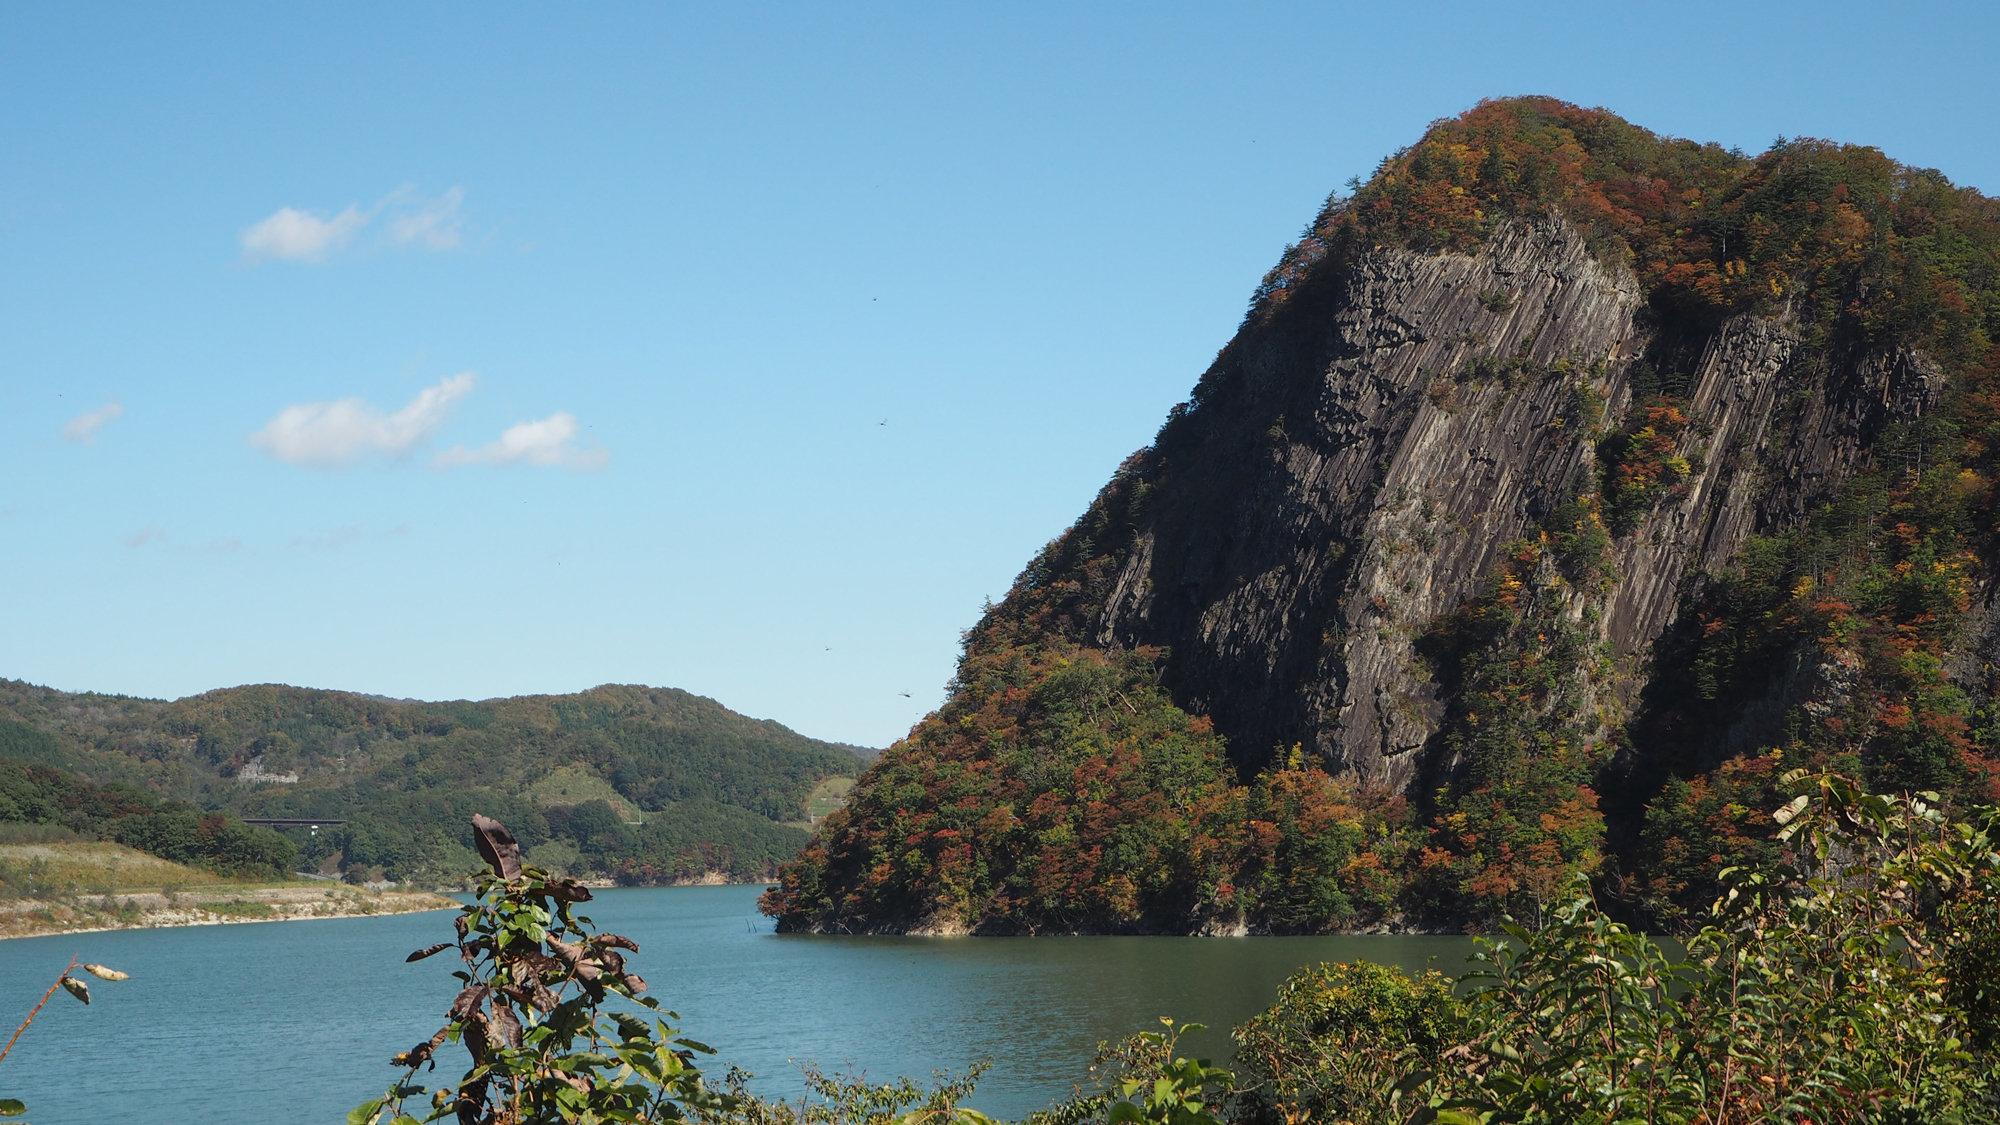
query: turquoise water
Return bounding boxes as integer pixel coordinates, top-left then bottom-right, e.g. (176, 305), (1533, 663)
(0, 886), (1473, 1123)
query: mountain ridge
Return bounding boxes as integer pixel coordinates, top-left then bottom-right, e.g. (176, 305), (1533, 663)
(0, 677), (870, 885)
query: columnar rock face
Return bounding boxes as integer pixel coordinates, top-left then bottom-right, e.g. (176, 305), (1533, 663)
(1084, 214), (1939, 791)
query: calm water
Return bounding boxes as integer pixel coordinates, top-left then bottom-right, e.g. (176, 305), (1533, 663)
(0, 886), (1473, 1123)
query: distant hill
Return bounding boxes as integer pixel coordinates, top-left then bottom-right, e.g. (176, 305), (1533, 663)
(0, 680), (870, 885)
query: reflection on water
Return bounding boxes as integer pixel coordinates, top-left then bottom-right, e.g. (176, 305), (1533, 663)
(0, 885), (1475, 1123)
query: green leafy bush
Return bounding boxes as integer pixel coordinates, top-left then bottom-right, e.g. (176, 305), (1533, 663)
(1231, 963), (1459, 1125)
(357, 815), (738, 1125)
(359, 815), (1007, 1125)
(1029, 1020), (1232, 1125)
(1235, 772), (2000, 1124)
(720, 1062), (996, 1125)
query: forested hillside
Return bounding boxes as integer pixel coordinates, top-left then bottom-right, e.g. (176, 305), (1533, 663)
(0, 757), (297, 879)
(765, 96), (2000, 934)
(0, 680), (868, 885)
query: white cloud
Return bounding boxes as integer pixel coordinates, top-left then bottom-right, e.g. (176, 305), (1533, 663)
(437, 412), (608, 470)
(61, 400), (124, 442)
(241, 205), (368, 262)
(251, 372), (475, 467)
(240, 187), (468, 263)
(388, 186), (465, 250)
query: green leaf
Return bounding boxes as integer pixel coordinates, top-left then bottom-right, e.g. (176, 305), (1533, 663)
(346, 1098), (385, 1125)
(1390, 1071), (1435, 1096)
(610, 1013), (653, 1041)
(0, 1098), (25, 1116)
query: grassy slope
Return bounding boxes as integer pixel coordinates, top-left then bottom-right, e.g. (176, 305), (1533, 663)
(0, 840), (226, 890)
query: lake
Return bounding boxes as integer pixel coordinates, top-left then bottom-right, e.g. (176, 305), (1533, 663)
(0, 886), (1475, 1123)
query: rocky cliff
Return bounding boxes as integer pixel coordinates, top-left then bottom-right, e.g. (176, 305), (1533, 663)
(1090, 213), (1942, 792)
(764, 97), (2000, 934)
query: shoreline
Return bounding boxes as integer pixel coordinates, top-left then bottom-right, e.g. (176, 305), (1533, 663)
(513, 871), (778, 891)
(0, 884), (459, 941)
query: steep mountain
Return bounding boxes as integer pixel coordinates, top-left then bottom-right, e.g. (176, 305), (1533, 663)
(764, 97), (2000, 934)
(0, 680), (868, 884)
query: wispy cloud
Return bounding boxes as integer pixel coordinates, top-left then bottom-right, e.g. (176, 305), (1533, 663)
(241, 186), (467, 264)
(124, 525), (166, 549)
(437, 412), (608, 470)
(251, 372), (475, 467)
(387, 186), (465, 250)
(61, 400), (124, 442)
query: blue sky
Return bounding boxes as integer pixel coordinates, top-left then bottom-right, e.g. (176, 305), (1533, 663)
(4, 2), (1997, 748)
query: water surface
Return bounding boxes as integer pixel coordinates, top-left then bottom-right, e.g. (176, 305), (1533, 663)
(0, 886), (1473, 1122)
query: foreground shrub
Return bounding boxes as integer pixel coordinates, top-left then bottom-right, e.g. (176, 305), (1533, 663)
(719, 1061), (996, 1125)
(355, 814), (737, 1125)
(368, 770), (2000, 1125)
(1231, 963), (1459, 1125)
(1028, 1020), (1232, 1125)
(356, 815), (1007, 1125)
(1233, 771), (2000, 1124)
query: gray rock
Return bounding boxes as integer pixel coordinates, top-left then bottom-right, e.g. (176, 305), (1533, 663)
(1073, 214), (1939, 792)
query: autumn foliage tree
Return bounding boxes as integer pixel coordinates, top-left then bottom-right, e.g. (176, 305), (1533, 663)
(761, 642), (1413, 935)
